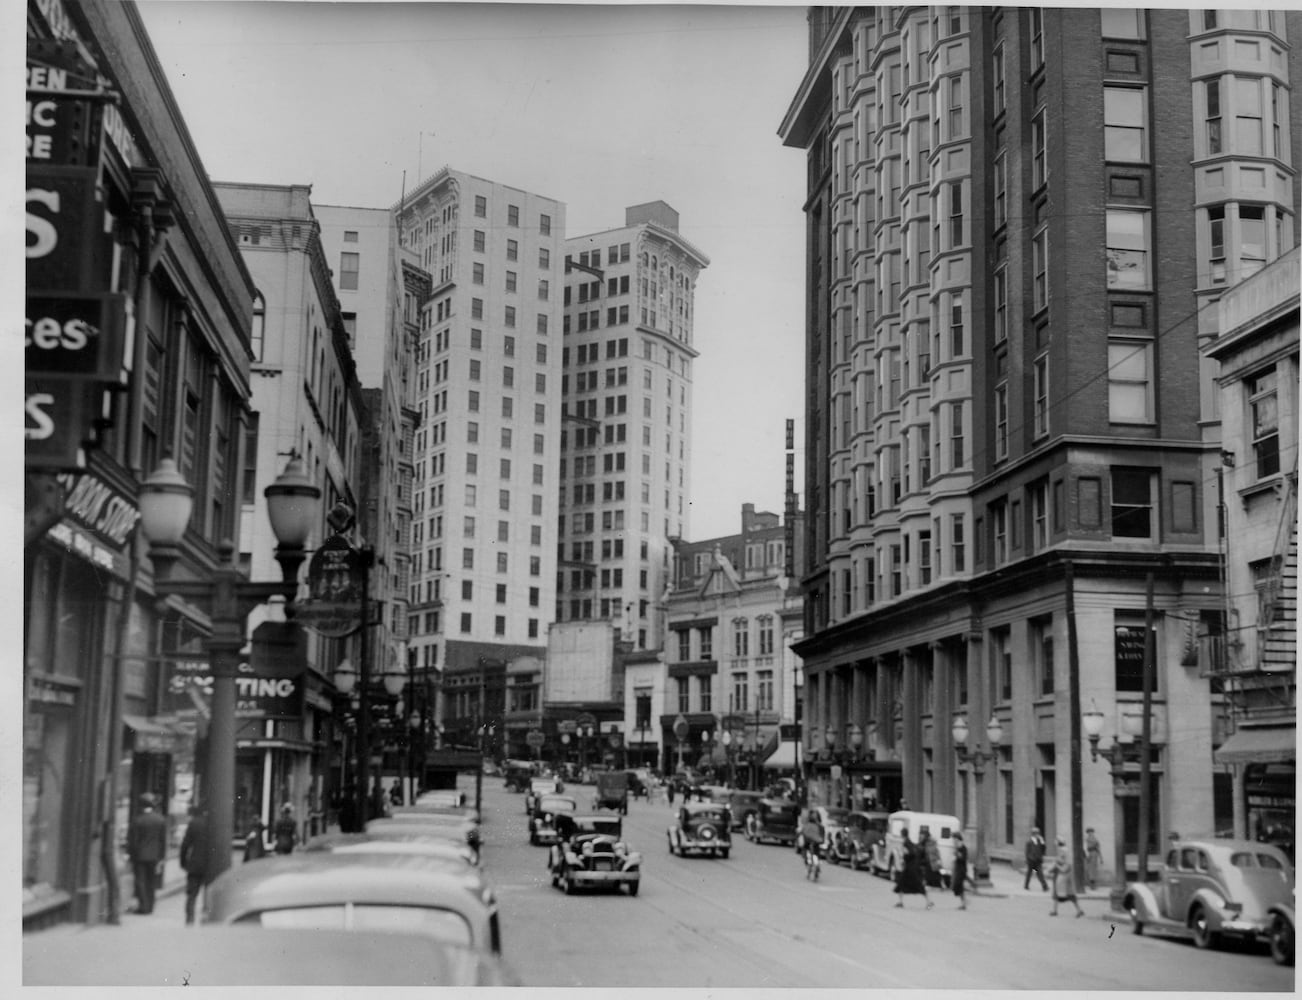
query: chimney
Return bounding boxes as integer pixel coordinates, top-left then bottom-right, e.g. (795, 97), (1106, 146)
(742, 503), (756, 533)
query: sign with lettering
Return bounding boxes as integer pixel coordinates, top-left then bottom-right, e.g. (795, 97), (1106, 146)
(27, 291), (127, 381)
(56, 471), (139, 548)
(163, 659), (305, 720)
(25, 167), (108, 292)
(25, 377), (98, 469)
(300, 534), (368, 638)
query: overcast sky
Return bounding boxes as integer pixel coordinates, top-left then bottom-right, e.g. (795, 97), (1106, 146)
(135, 0), (810, 541)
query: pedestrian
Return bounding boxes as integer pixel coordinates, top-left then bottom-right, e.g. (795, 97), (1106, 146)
(919, 825), (944, 889)
(951, 831), (973, 909)
(667, 780), (676, 806)
(126, 793), (167, 915)
(893, 831), (932, 908)
(1023, 826), (1048, 891)
(273, 803), (297, 854)
(799, 810), (826, 880)
(338, 786), (359, 834)
(243, 817), (267, 862)
(389, 779), (403, 807)
(1084, 827), (1103, 890)
(1048, 836), (1085, 917)
(179, 803), (216, 925)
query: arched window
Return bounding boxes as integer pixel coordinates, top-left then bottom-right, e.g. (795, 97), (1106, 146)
(250, 293), (266, 361)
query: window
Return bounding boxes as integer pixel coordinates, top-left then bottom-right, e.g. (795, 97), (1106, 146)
(1208, 206), (1227, 284)
(539, 214), (551, 236)
(1030, 479), (1049, 550)
(462, 548), (474, 569)
(677, 629), (691, 662)
(1033, 618), (1055, 696)
(506, 239), (518, 262)
(1031, 110), (1047, 189)
(1104, 87), (1147, 162)
(473, 230), (485, 252)
(250, 294), (265, 361)
(950, 401), (964, 468)
(994, 384), (1009, 460)
(472, 262), (484, 285)
(951, 513), (966, 573)
(993, 44), (1006, 113)
(505, 271), (517, 293)
(948, 181), (963, 246)
(1249, 367), (1281, 478)
(1028, 9), (1044, 68)
(1033, 355), (1049, 438)
(991, 500), (1008, 564)
(1106, 210), (1150, 289)
(950, 299), (964, 357)
(993, 267), (1008, 343)
(339, 252), (359, 290)
(1206, 79), (1223, 155)
(1241, 205), (1267, 278)
(993, 153), (1007, 227)
(698, 626), (713, 660)
(460, 613), (472, 633)
(993, 627), (1012, 701)
(1235, 77), (1263, 156)
(731, 673), (749, 713)
(1114, 620), (1155, 693)
(1111, 467), (1154, 538)
(698, 676), (712, 713)
(507, 205), (520, 227)
(1100, 7), (1144, 39)
(1108, 340), (1152, 423)
(474, 195), (487, 217)
(1032, 226), (1049, 311)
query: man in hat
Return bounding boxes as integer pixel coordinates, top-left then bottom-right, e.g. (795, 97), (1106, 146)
(273, 803), (298, 854)
(126, 793), (168, 914)
(179, 802), (217, 925)
(1024, 825), (1048, 891)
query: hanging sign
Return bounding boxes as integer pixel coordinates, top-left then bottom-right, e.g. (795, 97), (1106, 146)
(298, 533), (367, 638)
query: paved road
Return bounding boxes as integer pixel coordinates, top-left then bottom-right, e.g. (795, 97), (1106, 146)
(477, 779), (1294, 990)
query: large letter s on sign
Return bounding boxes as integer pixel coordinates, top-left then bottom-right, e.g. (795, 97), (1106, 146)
(26, 189), (60, 259)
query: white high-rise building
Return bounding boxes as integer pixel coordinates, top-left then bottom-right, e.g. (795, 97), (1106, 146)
(557, 202), (709, 651)
(395, 169), (566, 750)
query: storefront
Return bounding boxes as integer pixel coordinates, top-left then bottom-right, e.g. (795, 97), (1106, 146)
(1215, 722), (1296, 863)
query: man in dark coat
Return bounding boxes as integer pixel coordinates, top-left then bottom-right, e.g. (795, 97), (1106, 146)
(179, 804), (217, 925)
(126, 793), (168, 914)
(1024, 825), (1049, 890)
(893, 831), (932, 908)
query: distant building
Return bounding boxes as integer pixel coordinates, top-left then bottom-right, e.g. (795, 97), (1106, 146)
(661, 504), (805, 787)
(1205, 246), (1298, 855)
(556, 203), (710, 651)
(394, 169), (567, 755)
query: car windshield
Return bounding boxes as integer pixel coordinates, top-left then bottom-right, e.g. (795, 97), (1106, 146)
(241, 904), (473, 948)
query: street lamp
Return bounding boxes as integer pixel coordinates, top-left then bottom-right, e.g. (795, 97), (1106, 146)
(139, 454), (320, 879)
(1083, 702), (1152, 910)
(951, 713), (1004, 884)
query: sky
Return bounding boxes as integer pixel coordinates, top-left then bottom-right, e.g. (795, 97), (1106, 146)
(134, 0), (811, 541)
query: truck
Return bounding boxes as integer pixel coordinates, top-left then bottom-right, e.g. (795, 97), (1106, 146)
(593, 770), (629, 815)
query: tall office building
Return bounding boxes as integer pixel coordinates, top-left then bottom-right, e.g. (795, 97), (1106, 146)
(557, 202), (710, 651)
(781, 8), (1299, 877)
(394, 170), (566, 751)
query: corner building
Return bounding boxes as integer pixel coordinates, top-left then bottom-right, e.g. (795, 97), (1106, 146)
(556, 202), (709, 651)
(396, 170), (566, 752)
(780, 7), (1300, 878)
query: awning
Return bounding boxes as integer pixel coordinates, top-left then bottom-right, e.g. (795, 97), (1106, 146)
(1214, 725), (1296, 765)
(123, 715), (186, 753)
(761, 741), (799, 770)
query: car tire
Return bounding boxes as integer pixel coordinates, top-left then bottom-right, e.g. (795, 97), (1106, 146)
(564, 873), (576, 895)
(850, 853), (861, 872)
(529, 831), (538, 846)
(720, 848), (730, 860)
(1189, 905), (1217, 950)
(627, 881), (640, 897)
(1270, 914), (1295, 966)
(667, 833), (676, 856)
(1124, 896), (1143, 935)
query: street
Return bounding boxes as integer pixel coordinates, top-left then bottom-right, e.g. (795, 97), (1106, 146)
(477, 779), (1293, 990)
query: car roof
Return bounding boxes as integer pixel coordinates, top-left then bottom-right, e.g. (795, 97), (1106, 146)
(1169, 837), (1293, 859)
(206, 853), (493, 921)
(24, 926), (512, 986)
(539, 794), (576, 807)
(303, 832), (477, 863)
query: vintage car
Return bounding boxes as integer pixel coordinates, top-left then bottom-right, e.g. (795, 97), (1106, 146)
(1268, 899), (1294, 966)
(797, 806), (851, 854)
(874, 810), (961, 883)
(525, 776), (564, 815)
(405, 798), (481, 824)
(528, 794), (578, 845)
(24, 925), (517, 986)
(667, 801), (733, 859)
(828, 810), (891, 870)
(204, 851), (502, 955)
(416, 789), (466, 808)
(548, 813), (642, 895)
(1123, 837), (1295, 960)
(593, 770), (629, 814)
(717, 789), (765, 832)
(367, 814), (482, 859)
(745, 797), (801, 846)
(503, 760), (536, 792)
(303, 830), (479, 867)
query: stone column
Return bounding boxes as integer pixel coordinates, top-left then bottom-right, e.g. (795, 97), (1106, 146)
(901, 648), (922, 807)
(931, 640), (953, 811)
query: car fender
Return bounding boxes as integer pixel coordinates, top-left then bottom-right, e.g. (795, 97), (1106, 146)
(1123, 883), (1162, 923)
(1268, 902), (1295, 925)
(1187, 886), (1233, 930)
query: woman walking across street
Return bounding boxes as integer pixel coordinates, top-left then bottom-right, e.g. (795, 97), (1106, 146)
(893, 831), (932, 908)
(919, 826), (944, 889)
(1048, 836), (1086, 917)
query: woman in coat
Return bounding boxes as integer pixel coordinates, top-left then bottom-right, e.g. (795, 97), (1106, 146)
(920, 827), (944, 888)
(893, 831), (932, 908)
(1048, 836), (1085, 917)
(951, 832), (972, 910)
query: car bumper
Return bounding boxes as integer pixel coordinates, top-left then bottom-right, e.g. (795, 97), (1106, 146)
(1220, 916), (1272, 937)
(570, 869), (640, 886)
(679, 838), (728, 850)
(533, 830), (562, 845)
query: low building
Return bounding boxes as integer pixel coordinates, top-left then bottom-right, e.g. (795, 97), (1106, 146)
(1204, 246), (1298, 859)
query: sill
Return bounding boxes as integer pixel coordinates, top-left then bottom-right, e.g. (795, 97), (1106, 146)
(1238, 475), (1286, 504)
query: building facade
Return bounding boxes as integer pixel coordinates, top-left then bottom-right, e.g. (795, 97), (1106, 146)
(394, 169), (567, 751)
(25, 0), (258, 926)
(213, 182), (366, 841)
(1206, 246), (1298, 858)
(781, 7), (1299, 876)
(556, 202), (710, 651)
(661, 504), (806, 786)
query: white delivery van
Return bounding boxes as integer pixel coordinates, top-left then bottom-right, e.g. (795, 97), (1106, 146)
(873, 810), (962, 884)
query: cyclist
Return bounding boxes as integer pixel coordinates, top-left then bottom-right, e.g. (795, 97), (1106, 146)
(800, 809), (826, 881)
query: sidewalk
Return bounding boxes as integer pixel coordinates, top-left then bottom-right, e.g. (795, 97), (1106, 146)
(975, 858), (1116, 908)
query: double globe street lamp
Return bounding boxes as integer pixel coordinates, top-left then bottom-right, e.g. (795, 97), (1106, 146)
(138, 455), (320, 879)
(951, 713), (1004, 884)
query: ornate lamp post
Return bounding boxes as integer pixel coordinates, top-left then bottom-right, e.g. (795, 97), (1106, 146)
(951, 713), (1004, 884)
(138, 455), (319, 878)
(1083, 702), (1151, 910)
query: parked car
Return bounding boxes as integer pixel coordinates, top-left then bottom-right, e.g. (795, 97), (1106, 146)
(548, 813), (642, 895)
(828, 810), (891, 870)
(407, 797), (480, 824)
(716, 789), (764, 832)
(503, 760), (536, 792)
(667, 801), (733, 859)
(24, 925), (516, 986)
(367, 814), (482, 859)
(1123, 837), (1295, 961)
(303, 831), (479, 868)
(623, 768), (651, 799)
(417, 789), (466, 809)
(528, 794), (578, 846)
(593, 770), (629, 814)
(797, 806), (851, 855)
(745, 797), (801, 846)
(874, 810), (961, 883)
(203, 851), (502, 955)
(524, 776), (564, 815)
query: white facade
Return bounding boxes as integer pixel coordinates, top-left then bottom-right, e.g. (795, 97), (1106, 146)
(557, 202), (710, 651)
